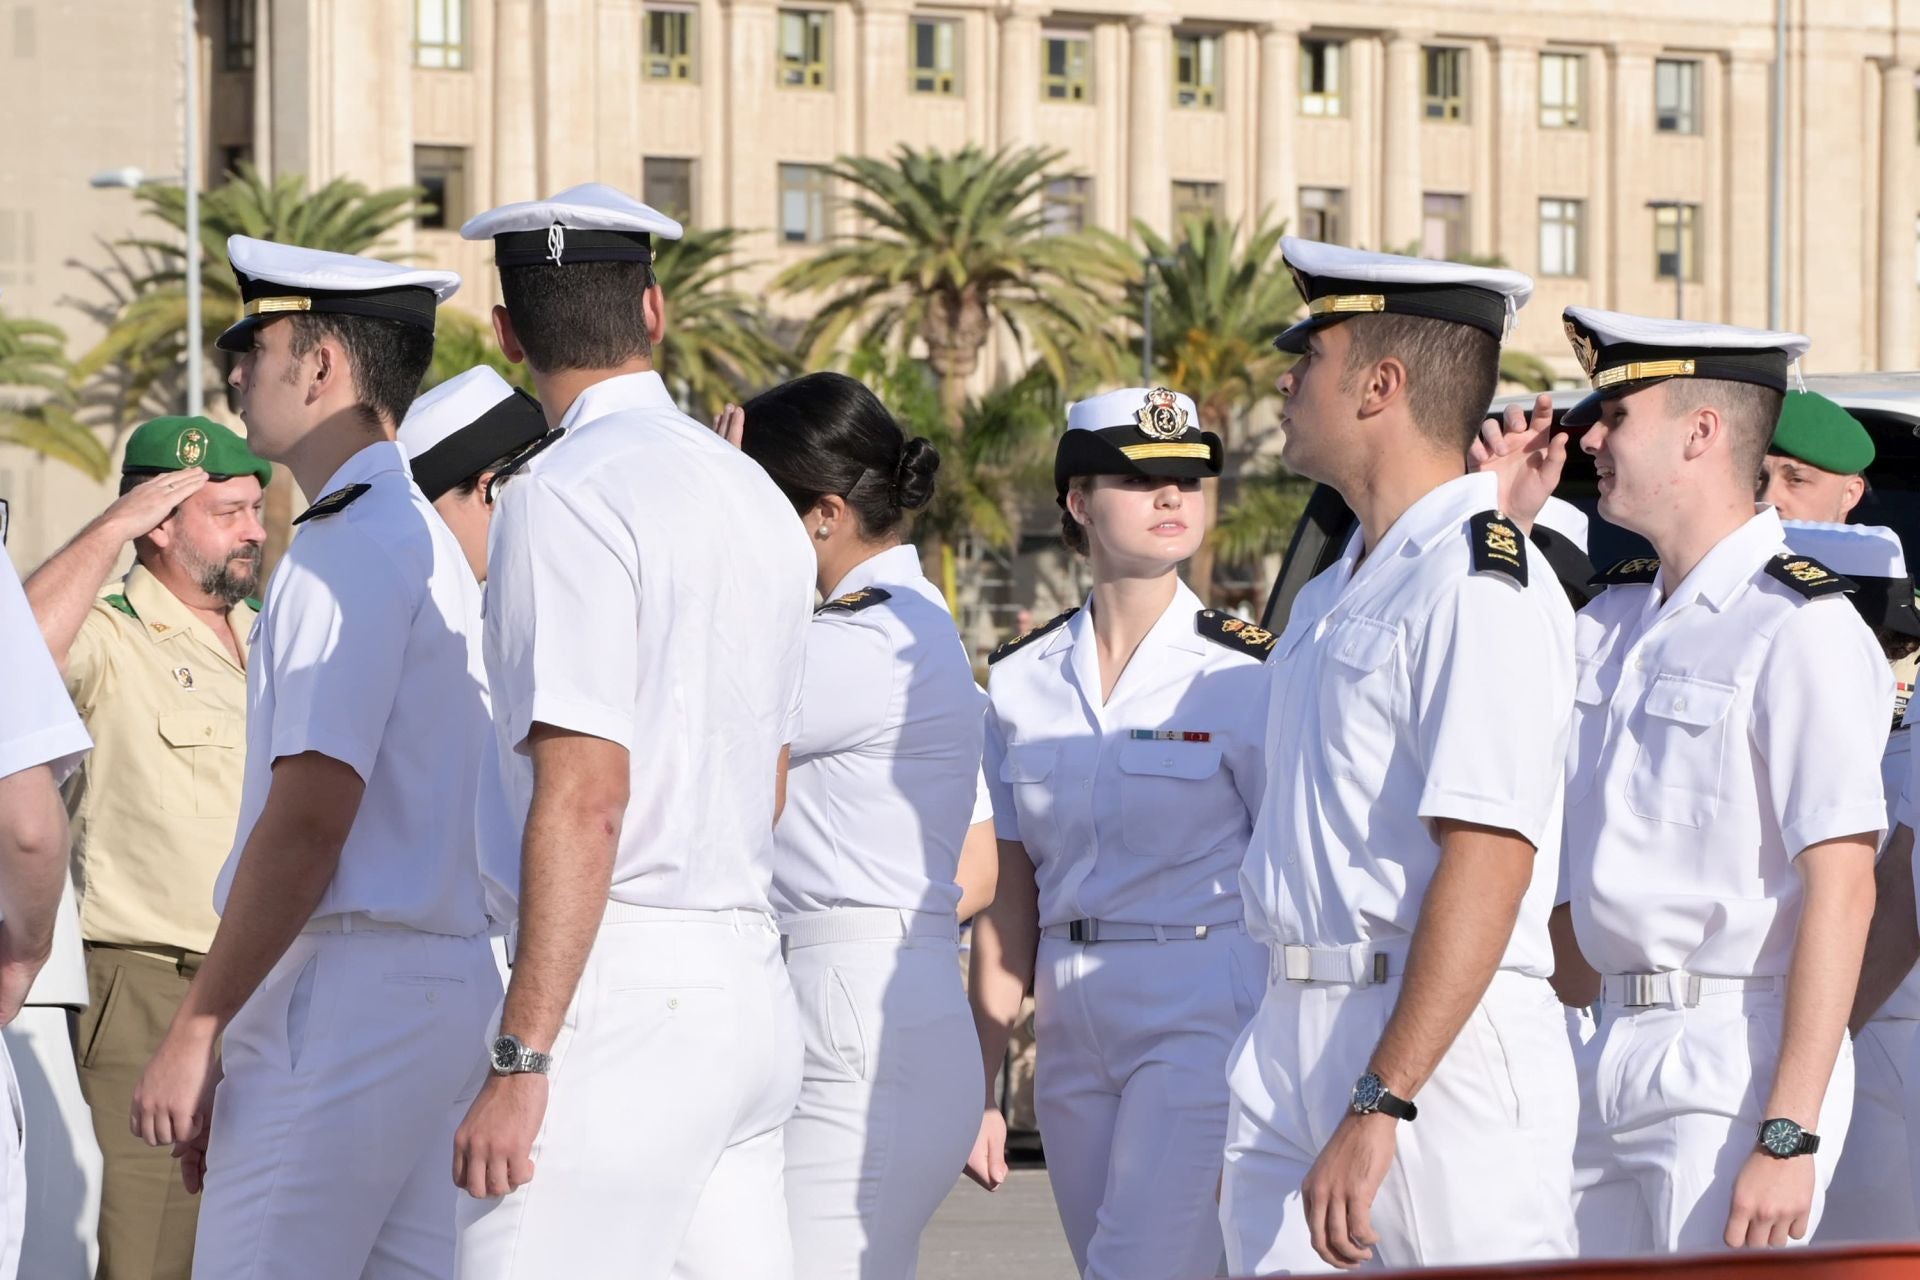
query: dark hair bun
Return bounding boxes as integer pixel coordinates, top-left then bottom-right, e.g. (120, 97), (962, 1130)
(893, 437), (940, 510)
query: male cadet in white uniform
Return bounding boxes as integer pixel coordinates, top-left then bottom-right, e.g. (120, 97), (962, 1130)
(451, 185), (815, 1279)
(0, 538), (95, 1280)
(127, 237), (502, 1278)
(1484, 309), (1888, 1254)
(1223, 239), (1580, 1273)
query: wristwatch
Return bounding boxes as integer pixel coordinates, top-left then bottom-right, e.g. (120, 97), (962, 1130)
(489, 1033), (552, 1077)
(1350, 1072), (1417, 1122)
(1757, 1117), (1819, 1159)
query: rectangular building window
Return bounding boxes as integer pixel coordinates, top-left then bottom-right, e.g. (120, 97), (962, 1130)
(778, 10), (831, 89)
(1539, 51), (1585, 128)
(644, 157), (696, 222)
(1655, 58), (1700, 134)
(414, 0), (467, 69)
(1421, 192), (1468, 259)
(219, 144), (251, 178)
(1299, 187), (1347, 245)
(1538, 198), (1585, 277)
(1041, 176), (1090, 235)
(1042, 32), (1091, 102)
(779, 163), (832, 243)
(1653, 202), (1702, 281)
(223, 0), (255, 71)
(1423, 46), (1466, 121)
(1300, 38), (1344, 116)
(1173, 32), (1220, 109)
(911, 17), (960, 96)
(414, 147), (470, 229)
(1171, 180), (1223, 223)
(645, 8), (697, 81)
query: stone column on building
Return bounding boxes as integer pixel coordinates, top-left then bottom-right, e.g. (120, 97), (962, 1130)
(250, 0), (272, 173)
(1256, 19), (1301, 227)
(492, 0), (538, 203)
(1607, 42), (1658, 306)
(1128, 12), (1174, 237)
(725, 0), (779, 241)
(857, 0), (911, 155)
(997, 5), (1042, 149)
(1880, 57), (1916, 367)
(1381, 30), (1424, 251)
(1492, 37), (1541, 272)
(1722, 50), (1770, 324)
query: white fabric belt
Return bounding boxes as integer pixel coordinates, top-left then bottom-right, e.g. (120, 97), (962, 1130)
(1270, 938), (1412, 987)
(600, 901), (779, 932)
(779, 907), (958, 952)
(1601, 970), (1781, 1009)
(301, 912), (419, 936)
(1039, 919), (1240, 943)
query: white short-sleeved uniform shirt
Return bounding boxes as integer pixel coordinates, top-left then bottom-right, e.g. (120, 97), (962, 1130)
(772, 544), (986, 919)
(984, 580), (1269, 929)
(213, 441), (490, 936)
(1241, 473), (1575, 977)
(1566, 508), (1890, 978)
(484, 372), (814, 914)
(1871, 724), (1920, 1019)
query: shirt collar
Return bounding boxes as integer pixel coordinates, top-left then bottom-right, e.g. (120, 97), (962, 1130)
(1657, 506), (1785, 612)
(315, 439), (409, 497)
(1336, 472), (1498, 586)
(121, 563), (252, 669)
(826, 543), (927, 601)
(554, 371), (677, 434)
(1054, 578), (1208, 659)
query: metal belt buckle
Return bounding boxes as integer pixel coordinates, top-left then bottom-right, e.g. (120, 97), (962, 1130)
(1283, 945), (1312, 982)
(1069, 919), (1098, 943)
(1372, 952), (1391, 984)
(1622, 973), (1659, 1007)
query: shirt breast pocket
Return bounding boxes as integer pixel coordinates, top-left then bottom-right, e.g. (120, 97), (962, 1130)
(1319, 617), (1400, 782)
(1626, 675), (1739, 828)
(999, 744), (1059, 852)
(1117, 739), (1225, 857)
(156, 712), (245, 820)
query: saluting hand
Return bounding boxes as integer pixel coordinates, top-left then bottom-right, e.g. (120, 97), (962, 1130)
(1724, 1149), (1815, 1248)
(104, 468), (209, 541)
(453, 1073), (546, 1198)
(1300, 1111), (1397, 1269)
(1468, 392), (1563, 533)
(963, 1105), (1010, 1191)
(709, 403), (746, 449)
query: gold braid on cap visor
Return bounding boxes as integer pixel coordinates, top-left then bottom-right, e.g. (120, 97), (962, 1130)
(1119, 443), (1213, 462)
(243, 296), (315, 316)
(1592, 359), (1697, 389)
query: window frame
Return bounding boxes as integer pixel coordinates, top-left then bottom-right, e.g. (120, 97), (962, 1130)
(1422, 45), (1467, 122)
(222, 0), (255, 72)
(1653, 202), (1703, 282)
(910, 15), (961, 97)
(1299, 186), (1348, 246)
(644, 7), (698, 82)
(1538, 198), (1586, 278)
(1539, 51), (1585, 129)
(777, 8), (832, 91)
(1654, 57), (1701, 135)
(412, 0), (468, 70)
(414, 145), (471, 230)
(1041, 175), (1091, 235)
(643, 156), (697, 223)
(1421, 192), (1469, 260)
(1173, 31), (1221, 110)
(778, 162), (833, 244)
(1171, 180), (1224, 224)
(1041, 30), (1093, 103)
(1300, 38), (1346, 117)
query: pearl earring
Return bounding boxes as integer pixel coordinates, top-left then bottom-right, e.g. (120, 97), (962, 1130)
(816, 525), (829, 539)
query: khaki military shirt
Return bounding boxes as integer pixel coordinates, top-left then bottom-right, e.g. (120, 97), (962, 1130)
(64, 563), (253, 953)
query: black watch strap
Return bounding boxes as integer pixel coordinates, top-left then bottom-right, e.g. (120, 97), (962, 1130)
(1351, 1072), (1418, 1122)
(1376, 1090), (1417, 1122)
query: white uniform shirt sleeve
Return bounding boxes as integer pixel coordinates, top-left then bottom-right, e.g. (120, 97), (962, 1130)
(971, 764), (994, 827)
(267, 531), (412, 782)
(983, 701), (1020, 841)
(486, 474), (638, 754)
(1755, 604), (1893, 856)
(1411, 576), (1572, 850)
(0, 552), (90, 782)
(789, 618), (891, 757)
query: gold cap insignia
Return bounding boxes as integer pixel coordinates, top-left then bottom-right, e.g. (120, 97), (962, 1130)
(177, 426), (207, 467)
(1135, 387), (1190, 441)
(1563, 318), (1600, 379)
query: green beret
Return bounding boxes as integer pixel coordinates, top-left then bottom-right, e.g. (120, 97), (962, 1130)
(121, 416), (271, 487)
(1768, 391), (1875, 476)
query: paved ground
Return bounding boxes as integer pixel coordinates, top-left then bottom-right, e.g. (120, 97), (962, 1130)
(919, 1163), (1076, 1279)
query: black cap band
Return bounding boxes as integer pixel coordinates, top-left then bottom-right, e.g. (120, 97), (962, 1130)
(409, 388), (548, 502)
(1274, 275), (1510, 353)
(218, 274), (442, 352)
(1054, 425), (1223, 503)
(492, 228), (655, 268)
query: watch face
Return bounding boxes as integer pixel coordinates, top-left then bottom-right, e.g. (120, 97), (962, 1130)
(1352, 1073), (1385, 1113)
(1760, 1118), (1802, 1157)
(491, 1036), (519, 1073)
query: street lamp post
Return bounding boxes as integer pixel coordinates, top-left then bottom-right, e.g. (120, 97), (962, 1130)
(1141, 255), (1175, 384)
(89, 0), (202, 416)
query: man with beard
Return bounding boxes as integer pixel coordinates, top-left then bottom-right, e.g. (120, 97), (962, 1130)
(22, 414), (268, 1280)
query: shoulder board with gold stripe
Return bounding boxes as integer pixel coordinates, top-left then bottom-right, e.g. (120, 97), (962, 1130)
(815, 587), (892, 615)
(1195, 609), (1276, 658)
(1763, 553), (1855, 600)
(989, 607), (1079, 665)
(292, 483), (371, 525)
(1468, 512), (1527, 586)
(484, 428), (566, 503)
(1589, 556), (1661, 587)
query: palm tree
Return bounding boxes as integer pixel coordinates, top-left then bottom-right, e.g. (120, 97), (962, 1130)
(777, 145), (1129, 436)
(0, 311), (109, 480)
(1209, 459), (1318, 570)
(653, 227), (792, 418)
(1130, 211), (1299, 604)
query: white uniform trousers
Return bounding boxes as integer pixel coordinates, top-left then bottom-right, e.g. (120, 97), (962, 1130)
(456, 906), (803, 1280)
(4, 1007), (101, 1278)
(1221, 967), (1577, 1274)
(192, 923), (500, 1280)
(1815, 1017), (1918, 1243)
(1571, 991), (1854, 1256)
(1033, 926), (1265, 1280)
(781, 910), (981, 1280)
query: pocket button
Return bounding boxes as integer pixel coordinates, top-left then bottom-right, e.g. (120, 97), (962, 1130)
(667, 997), (679, 1010)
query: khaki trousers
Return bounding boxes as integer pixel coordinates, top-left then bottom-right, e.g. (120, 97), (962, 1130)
(77, 944), (202, 1280)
